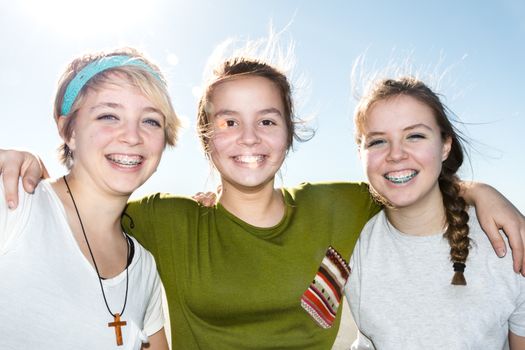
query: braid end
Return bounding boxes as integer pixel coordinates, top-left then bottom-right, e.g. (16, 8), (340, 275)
(451, 262), (466, 286)
(451, 271), (467, 286)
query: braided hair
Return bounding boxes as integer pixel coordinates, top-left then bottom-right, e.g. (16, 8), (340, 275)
(354, 76), (470, 285)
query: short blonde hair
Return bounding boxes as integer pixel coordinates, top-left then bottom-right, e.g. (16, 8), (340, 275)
(54, 47), (180, 168)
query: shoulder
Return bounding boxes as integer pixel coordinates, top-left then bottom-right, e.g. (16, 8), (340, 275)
(0, 179), (57, 251)
(128, 236), (159, 275)
(466, 207), (517, 272)
(285, 181), (371, 202)
(466, 207), (504, 251)
(125, 192), (200, 218)
(354, 211), (385, 245)
(0, 177), (60, 218)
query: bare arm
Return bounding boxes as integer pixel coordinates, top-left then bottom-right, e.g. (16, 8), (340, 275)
(461, 181), (525, 274)
(509, 331), (525, 350)
(141, 328), (169, 350)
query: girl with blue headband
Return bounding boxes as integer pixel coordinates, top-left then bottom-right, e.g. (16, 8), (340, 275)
(0, 47), (179, 349)
(1, 39), (525, 349)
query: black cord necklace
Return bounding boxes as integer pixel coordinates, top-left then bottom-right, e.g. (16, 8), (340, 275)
(63, 175), (129, 346)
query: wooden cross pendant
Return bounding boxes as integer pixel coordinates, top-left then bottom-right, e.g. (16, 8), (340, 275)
(108, 313), (127, 346)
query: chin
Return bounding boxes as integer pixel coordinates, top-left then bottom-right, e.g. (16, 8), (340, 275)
(380, 193), (416, 209)
(108, 179), (145, 195)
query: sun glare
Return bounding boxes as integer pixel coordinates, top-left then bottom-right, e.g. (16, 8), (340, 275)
(21, 0), (153, 37)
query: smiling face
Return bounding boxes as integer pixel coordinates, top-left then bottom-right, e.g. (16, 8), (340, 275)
(62, 74), (166, 197)
(207, 75), (289, 192)
(358, 94), (452, 211)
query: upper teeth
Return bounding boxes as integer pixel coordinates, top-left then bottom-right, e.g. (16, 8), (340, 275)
(384, 170), (418, 184)
(234, 155), (264, 164)
(107, 154), (143, 166)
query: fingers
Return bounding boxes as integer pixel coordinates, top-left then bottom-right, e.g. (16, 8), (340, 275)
(20, 156), (46, 194)
(522, 226), (525, 276)
(192, 191), (218, 207)
(40, 160), (50, 179)
(483, 220), (508, 258)
(192, 192), (205, 201)
(0, 150), (47, 210)
(513, 218), (525, 275)
(499, 220), (524, 275)
(486, 224), (508, 259)
(0, 151), (24, 209)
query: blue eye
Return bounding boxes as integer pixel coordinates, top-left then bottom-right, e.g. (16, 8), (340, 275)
(366, 139), (384, 148)
(97, 114), (118, 120)
(144, 118), (162, 127)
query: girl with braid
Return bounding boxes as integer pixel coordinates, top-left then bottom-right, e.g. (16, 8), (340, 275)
(345, 76), (525, 349)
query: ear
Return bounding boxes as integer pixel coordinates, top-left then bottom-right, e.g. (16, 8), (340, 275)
(356, 138), (365, 160)
(357, 145), (363, 160)
(57, 115), (76, 151)
(441, 136), (452, 161)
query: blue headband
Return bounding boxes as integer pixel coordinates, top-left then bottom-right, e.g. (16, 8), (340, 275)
(60, 55), (162, 116)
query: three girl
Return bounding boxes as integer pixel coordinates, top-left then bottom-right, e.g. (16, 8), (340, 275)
(2, 44), (525, 348)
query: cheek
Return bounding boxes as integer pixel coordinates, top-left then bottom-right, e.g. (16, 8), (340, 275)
(150, 137), (167, 156)
(419, 147), (443, 168)
(92, 125), (116, 138)
(362, 150), (382, 176)
(275, 137), (289, 157)
(266, 129), (289, 153)
(208, 133), (231, 156)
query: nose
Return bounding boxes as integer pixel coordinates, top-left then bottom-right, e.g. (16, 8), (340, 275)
(119, 121), (143, 146)
(237, 124), (261, 146)
(386, 141), (408, 162)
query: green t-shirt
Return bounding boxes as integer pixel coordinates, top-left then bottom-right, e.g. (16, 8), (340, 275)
(123, 182), (379, 349)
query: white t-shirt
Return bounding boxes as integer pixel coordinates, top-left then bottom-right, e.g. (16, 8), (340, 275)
(0, 179), (164, 350)
(346, 208), (525, 350)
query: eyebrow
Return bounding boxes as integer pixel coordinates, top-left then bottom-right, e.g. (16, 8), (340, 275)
(365, 123), (433, 137)
(90, 102), (161, 114)
(214, 107), (283, 118)
(404, 123), (433, 131)
(90, 102), (123, 111)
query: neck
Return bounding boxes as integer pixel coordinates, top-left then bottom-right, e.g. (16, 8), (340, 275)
(218, 179), (285, 228)
(385, 194), (447, 236)
(52, 174), (131, 277)
(52, 174), (129, 239)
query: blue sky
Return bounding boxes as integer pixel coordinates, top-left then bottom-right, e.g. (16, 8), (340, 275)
(1, 0), (524, 212)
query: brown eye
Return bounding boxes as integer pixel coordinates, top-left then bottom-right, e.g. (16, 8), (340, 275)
(260, 119), (276, 126)
(407, 133), (425, 140)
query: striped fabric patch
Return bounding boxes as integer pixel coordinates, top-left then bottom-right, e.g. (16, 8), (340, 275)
(300, 246), (350, 328)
